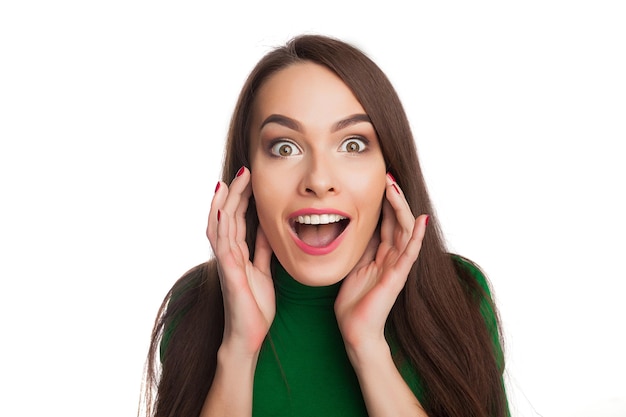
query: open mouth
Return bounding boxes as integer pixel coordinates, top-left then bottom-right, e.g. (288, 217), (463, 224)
(290, 213), (350, 248)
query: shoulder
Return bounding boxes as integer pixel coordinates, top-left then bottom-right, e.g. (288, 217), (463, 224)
(450, 254), (492, 297)
(450, 254), (505, 370)
(449, 253), (497, 320)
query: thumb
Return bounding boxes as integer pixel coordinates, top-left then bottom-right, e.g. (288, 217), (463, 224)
(253, 225), (273, 275)
(352, 228), (380, 272)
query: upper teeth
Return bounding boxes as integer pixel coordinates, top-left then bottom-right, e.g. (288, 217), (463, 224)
(296, 214), (346, 225)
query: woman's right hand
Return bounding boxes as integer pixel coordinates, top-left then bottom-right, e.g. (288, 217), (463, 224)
(206, 167), (276, 357)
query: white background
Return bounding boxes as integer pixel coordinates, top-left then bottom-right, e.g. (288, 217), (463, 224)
(1, 1), (625, 416)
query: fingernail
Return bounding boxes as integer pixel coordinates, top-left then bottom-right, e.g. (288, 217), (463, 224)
(217, 210), (221, 221)
(392, 184), (400, 194)
(387, 172), (396, 183)
(214, 181), (221, 193)
(425, 215), (430, 226)
(236, 166), (245, 177)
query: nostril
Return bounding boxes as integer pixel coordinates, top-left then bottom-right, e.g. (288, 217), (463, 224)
(303, 185), (336, 195)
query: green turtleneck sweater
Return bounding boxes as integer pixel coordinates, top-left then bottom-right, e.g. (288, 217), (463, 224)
(160, 258), (504, 416)
(252, 260), (503, 416)
(252, 264), (370, 416)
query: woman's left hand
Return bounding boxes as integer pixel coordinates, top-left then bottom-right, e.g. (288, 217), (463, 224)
(335, 174), (428, 355)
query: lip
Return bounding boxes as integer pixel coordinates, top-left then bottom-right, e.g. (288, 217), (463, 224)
(287, 208), (351, 256)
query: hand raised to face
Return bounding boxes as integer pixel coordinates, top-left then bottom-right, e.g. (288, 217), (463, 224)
(207, 167), (276, 356)
(334, 173), (429, 354)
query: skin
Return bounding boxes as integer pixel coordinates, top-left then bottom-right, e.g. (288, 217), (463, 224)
(203, 62), (429, 416)
(250, 62), (387, 287)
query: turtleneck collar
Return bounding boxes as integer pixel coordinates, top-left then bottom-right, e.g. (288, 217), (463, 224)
(273, 262), (342, 307)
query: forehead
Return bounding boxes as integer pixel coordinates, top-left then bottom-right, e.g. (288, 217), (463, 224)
(251, 62), (366, 126)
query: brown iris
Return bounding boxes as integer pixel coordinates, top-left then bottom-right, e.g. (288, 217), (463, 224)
(345, 140), (361, 152)
(278, 144), (293, 156)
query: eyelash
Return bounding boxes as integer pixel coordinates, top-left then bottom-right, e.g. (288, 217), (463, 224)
(268, 136), (369, 158)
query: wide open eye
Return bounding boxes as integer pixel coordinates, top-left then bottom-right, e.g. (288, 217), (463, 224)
(270, 140), (302, 157)
(339, 137), (368, 153)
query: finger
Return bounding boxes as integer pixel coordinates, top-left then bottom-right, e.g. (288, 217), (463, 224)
(235, 180), (252, 244)
(221, 167), (250, 214)
(221, 167), (252, 242)
(252, 224), (273, 275)
(353, 228), (380, 272)
(385, 179), (417, 247)
(385, 172), (411, 210)
(379, 195), (396, 245)
(207, 180), (228, 250)
(394, 214), (428, 274)
(385, 175), (415, 226)
(214, 199), (233, 260)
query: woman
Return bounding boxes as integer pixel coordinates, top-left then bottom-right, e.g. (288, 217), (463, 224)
(143, 35), (508, 417)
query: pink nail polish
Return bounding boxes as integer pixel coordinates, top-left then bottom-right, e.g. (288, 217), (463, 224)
(387, 172), (397, 183)
(236, 166), (245, 177)
(214, 182), (220, 193)
(392, 184), (400, 194)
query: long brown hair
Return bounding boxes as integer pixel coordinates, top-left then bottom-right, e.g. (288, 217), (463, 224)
(142, 34), (507, 417)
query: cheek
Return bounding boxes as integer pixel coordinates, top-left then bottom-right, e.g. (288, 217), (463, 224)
(361, 170), (387, 227)
(251, 171), (293, 257)
(353, 163), (386, 205)
(251, 168), (288, 227)
(251, 173), (272, 219)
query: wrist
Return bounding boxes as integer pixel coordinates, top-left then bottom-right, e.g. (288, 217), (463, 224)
(203, 340), (260, 416)
(219, 324), (268, 360)
(217, 341), (261, 371)
(344, 337), (392, 372)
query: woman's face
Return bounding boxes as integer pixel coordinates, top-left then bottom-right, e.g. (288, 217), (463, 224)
(249, 62), (386, 286)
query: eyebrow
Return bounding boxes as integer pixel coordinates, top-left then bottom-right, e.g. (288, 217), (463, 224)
(259, 113), (372, 133)
(332, 114), (372, 132)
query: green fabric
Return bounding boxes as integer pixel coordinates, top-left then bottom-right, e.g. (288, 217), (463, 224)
(455, 257), (510, 416)
(159, 258), (506, 415)
(253, 264), (368, 416)
(253, 259), (505, 417)
(459, 256), (506, 371)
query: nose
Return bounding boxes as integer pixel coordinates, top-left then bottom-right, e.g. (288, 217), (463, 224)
(299, 151), (338, 198)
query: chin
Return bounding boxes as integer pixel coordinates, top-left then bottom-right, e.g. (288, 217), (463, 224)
(281, 254), (358, 287)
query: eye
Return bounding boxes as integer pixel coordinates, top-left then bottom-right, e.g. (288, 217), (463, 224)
(339, 137), (368, 153)
(270, 140), (301, 157)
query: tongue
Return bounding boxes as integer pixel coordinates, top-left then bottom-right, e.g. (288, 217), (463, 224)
(297, 223), (342, 247)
